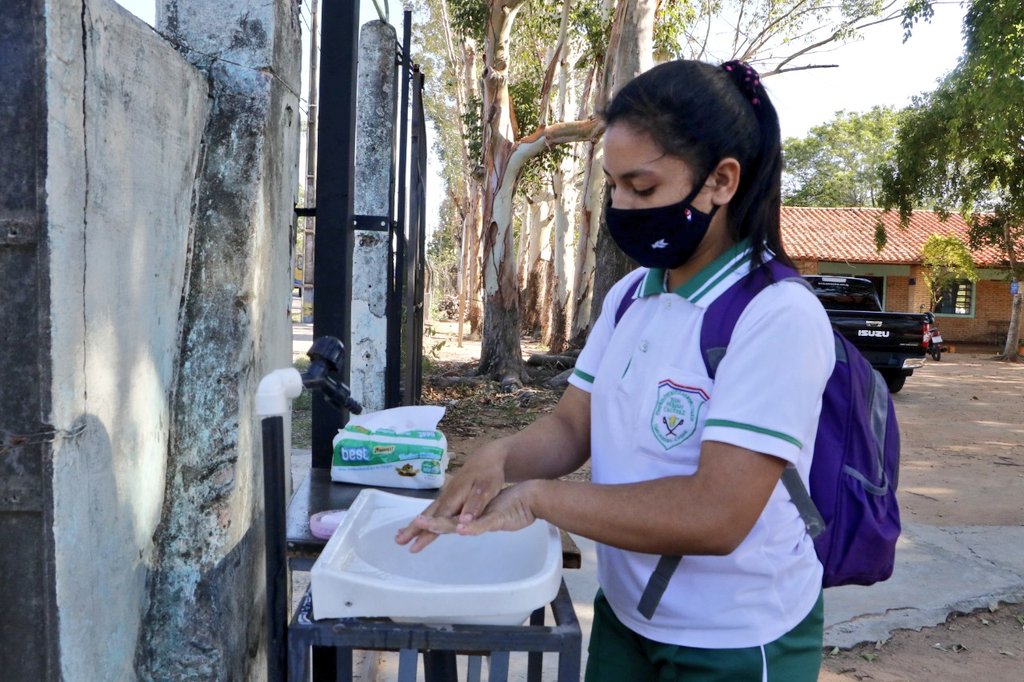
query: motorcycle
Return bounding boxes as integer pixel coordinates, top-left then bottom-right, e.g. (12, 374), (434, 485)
(923, 312), (944, 361)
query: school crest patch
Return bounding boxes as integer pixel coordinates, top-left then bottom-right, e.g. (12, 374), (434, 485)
(651, 379), (709, 450)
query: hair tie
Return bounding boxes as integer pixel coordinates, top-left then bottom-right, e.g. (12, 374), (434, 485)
(721, 60), (763, 107)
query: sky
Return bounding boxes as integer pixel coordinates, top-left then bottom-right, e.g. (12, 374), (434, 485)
(765, 2), (966, 139)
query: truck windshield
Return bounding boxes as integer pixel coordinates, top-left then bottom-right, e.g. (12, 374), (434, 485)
(808, 277), (882, 312)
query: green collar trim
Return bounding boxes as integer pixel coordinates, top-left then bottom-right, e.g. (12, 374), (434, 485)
(638, 238), (755, 303)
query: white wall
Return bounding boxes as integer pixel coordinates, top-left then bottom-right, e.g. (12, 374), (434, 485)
(46, 1), (210, 678)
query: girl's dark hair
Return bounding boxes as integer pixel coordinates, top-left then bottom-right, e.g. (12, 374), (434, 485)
(603, 59), (791, 269)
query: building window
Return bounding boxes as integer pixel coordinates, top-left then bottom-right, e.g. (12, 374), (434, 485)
(934, 280), (974, 316)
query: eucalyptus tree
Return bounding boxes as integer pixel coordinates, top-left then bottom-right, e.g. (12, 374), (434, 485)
(420, 0), (925, 383)
(415, 0), (485, 340)
(474, 0), (606, 387)
(573, 0), (658, 345)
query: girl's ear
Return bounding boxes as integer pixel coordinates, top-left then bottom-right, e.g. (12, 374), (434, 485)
(707, 157), (741, 206)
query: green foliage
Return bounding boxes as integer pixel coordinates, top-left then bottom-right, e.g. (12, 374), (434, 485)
(461, 94), (483, 164)
(426, 195), (464, 301)
(783, 107), (904, 207)
(514, 0), (564, 75)
(879, 0), (1024, 273)
(449, 0), (488, 44)
(901, 0), (936, 40)
(509, 79), (543, 140)
(411, 0), (480, 195)
(921, 235), (978, 309)
(570, 0), (613, 70)
(654, 0), (698, 60)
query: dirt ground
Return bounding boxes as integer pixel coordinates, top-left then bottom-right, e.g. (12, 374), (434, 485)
(423, 320), (1024, 681)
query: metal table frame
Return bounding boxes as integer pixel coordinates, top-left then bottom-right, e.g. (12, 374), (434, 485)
(281, 469), (583, 681)
(287, 579), (582, 682)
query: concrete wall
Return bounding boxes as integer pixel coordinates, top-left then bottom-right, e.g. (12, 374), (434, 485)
(0, 0), (299, 679)
(45, 2), (210, 679)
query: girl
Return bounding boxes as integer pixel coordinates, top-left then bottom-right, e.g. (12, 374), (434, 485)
(397, 59), (834, 681)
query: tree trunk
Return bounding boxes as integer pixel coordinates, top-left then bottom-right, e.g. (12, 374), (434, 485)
(477, 0), (528, 383)
(519, 196), (538, 331)
(548, 6), (579, 352)
(535, 200), (554, 340)
(435, 0), (482, 342)
(1001, 222), (1022, 360)
(476, 0), (601, 383)
(570, 59), (603, 345)
(521, 194), (551, 335)
(587, 0), (656, 326)
(464, 178), (483, 335)
(1003, 292), (1022, 361)
(549, 162), (576, 351)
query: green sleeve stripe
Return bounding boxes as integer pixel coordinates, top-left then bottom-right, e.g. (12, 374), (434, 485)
(703, 419), (803, 448)
(572, 368), (595, 383)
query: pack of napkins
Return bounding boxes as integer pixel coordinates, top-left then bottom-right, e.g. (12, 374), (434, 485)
(331, 405), (447, 489)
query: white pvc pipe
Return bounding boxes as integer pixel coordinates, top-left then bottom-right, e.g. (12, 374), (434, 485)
(256, 368), (304, 417)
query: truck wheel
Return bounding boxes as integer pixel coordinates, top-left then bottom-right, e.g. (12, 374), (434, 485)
(882, 370), (906, 393)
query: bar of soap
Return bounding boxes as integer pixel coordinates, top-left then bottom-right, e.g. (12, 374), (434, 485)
(309, 510), (348, 539)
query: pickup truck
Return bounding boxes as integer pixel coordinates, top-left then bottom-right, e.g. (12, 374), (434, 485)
(804, 275), (928, 393)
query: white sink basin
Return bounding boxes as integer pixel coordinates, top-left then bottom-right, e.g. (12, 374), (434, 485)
(310, 489), (563, 625)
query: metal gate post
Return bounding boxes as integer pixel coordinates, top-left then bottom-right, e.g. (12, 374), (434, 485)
(311, 0), (360, 467)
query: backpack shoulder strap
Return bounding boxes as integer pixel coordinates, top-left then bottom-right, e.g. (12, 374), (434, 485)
(614, 272), (647, 326)
(698, 259), (825, 534)
(700, 259), (799, 378)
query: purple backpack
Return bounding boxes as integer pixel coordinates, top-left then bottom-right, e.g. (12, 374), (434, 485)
(618, 260), (902, 617)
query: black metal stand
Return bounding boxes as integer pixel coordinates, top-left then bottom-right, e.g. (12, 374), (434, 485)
(262, 416), (289, 682)
(262, 332), (583, 680)
(287, 580), (582, 682)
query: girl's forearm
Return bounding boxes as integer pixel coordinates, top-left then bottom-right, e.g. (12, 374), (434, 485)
(526, 441), (786, 556)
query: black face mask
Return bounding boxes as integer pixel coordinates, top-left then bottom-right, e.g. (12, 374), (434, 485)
(605, 178), (720, 270)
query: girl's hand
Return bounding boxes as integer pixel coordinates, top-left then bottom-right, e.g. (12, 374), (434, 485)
(394, 448), (506, 552)
(452, 480), (540, 536)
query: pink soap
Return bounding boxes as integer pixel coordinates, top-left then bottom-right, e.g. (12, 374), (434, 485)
(309, 510), (348, 539)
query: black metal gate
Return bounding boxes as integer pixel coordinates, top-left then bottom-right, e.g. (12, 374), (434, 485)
(391, 10), (428, 410)
(309, 7), (427, 465)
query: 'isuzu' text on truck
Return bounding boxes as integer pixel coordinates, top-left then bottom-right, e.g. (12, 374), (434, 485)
(805, 275), (929, 393)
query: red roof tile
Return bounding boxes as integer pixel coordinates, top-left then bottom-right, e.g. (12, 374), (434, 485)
(781, 207), (1008, 267)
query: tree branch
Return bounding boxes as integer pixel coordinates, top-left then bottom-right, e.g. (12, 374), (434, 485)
(518, 117), (605, 148)
(537, 0), (572, 126)
(764, 63), (840, 77)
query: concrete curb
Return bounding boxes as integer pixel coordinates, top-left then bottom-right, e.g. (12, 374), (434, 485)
(823, 523), (1024, 648)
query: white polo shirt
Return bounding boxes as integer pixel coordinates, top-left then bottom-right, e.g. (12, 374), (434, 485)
(568, 239), (835, 649)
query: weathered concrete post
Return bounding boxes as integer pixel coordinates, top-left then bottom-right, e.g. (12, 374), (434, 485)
(136, 1), (301, 679)
(0, 0), (299, 679)
(350, 21), (398, 413)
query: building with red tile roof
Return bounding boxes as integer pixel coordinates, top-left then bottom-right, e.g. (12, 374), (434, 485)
(780, 206), (1018, 346)
(781, 207), (1006, 266)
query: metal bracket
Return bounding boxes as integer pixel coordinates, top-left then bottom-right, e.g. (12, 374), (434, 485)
(352, 214), (395, 232)
(294, 205), (316, 218)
